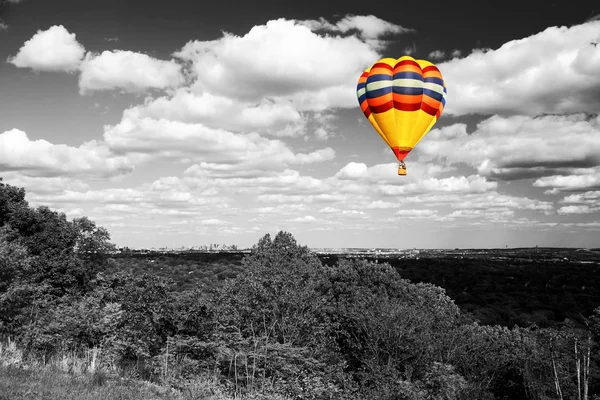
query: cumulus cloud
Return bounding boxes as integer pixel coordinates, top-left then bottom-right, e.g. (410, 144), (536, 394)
(418, 114), (600, 181)
(7, 25), (86, 72)
(79, 50), (185, 94)
(428, 50), (446, 60)
(0, 129), (133, 178)
(377, 175), (497, 196)
(557, 194), (600, 214)
(299, 14), (413, 41)
(290, 215), (317, 223)
(440, 20), (600, 116)
(103, 110), (335, 176)
(533, 168), (600, 193)
(173, 17), (380, 110)
(133, 90), (306, 137)
(184, 168), (330, 195)
(394, 209), (437, 217)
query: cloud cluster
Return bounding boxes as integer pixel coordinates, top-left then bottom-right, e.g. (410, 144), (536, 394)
(7, 25), (185, 94)
(418, 113), (600, 185)
(79, 51), (184, 94)
(299, 14), (413, 41)
(440, 20), (600, 116)
(7, 14), (600, 247)
(103, 109), (335, 177)
(558, 191), (600, 214)
(7, 25), (85, 72)
(132, 90), (306, 137)
(173, 17), (382, 110)
(0, 129), (133, 178)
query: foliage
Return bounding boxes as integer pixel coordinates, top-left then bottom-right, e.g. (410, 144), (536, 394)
(1, 177), (599, 399)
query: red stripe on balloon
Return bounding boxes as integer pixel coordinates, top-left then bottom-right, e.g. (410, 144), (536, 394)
(394, 102), (421, 112)
(371, 101), (394, 113)
(421, 101), (438, 116)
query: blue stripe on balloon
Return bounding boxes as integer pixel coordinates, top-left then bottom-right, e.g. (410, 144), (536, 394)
(366, 86), (392, 98)
(393, 71), (423, 80)
(424, 77), (444, 86)
(393, 86), (423, 95)
(423, 88), (444, 101)
(366, 74), (392, 83)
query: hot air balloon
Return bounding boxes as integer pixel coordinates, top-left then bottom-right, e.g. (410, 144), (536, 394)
(356, 56), (447, 175)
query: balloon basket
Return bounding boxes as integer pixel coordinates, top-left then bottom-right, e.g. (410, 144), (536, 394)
(398, 164), (407, 176)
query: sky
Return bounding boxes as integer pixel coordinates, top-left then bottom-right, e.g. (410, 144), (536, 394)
(1, 0), (600, 250)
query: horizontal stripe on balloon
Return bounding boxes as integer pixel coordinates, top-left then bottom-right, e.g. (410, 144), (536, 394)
(423, 82), (444, 92)
(396, 59), (420, 67)
(370, 101), (394, 113)
(366, 87), (392, 98)
(360, 101), (371, 117)
(393, 71), (423, 80)
(395, 102), (421, 112)
(368, 94), (393, 106)
(371, 62), (394, 71)
(356, 87), (366, 98)
(421, 101), (438, 116)
(393, 93), (422, 104)
(423, 88), (444, 102)
(393, 86), (423, 95)
(394, 62), (422, 71)
(366, 79), (392, 91)
(392, 78), (424, 88)
(366, 74), (393, 83)
(424, 77), (444, 86)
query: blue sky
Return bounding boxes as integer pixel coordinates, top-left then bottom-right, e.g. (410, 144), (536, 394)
(1, 0), (600, 249)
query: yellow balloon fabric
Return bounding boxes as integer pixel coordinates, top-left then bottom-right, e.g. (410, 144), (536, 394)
(357, 56), (447, 162)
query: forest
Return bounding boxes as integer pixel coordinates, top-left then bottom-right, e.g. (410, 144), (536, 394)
(1, 176), (599, 400)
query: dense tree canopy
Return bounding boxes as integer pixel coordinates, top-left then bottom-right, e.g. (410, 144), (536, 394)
(0, 177), (599, 399)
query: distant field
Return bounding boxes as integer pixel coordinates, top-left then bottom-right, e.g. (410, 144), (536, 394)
(109, 249), (600, 328)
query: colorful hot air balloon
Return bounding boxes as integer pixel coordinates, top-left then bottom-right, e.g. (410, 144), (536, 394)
(356, 56), (447, 175)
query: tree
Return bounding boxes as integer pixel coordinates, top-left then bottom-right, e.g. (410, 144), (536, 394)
(213, 232), (352, 398)
(0, 177), (27, 228)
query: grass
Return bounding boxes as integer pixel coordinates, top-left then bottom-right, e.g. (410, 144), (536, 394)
(0, 339), (287, 400)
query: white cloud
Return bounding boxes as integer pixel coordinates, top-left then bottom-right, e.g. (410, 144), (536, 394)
(79, 50), (185, 94)
(199, 218), (230, 226)
(377, 175), (497, 196)
(103, 110), (335, 177)
(335, 161), (369, 180)
(533, 168), (600, 193)
(0, 129), (133, 178)
(0, 173), (90, 196)
(7, 25), (85, 72)
(184, 168), (329, 195)
(290, 215), (317, 223)
(173, 17), (381, 110)
(418, 114), (600, 181)
(394, 209), (437, 217)
(561, 190), (600, 204)
(440, 20), (600, 116)
(557, 205), (599, 214)
(299, 15), (413, 40)
(428, 50), (445, 60)
(136, 90), (306, 137)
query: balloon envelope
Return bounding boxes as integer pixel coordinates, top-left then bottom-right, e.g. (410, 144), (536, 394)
(357, 56), (447, 163)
